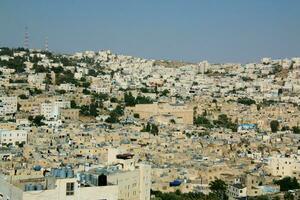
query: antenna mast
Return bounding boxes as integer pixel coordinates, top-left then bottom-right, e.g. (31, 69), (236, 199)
(45, 36), (49, 51)
(24, 26), (29, 49)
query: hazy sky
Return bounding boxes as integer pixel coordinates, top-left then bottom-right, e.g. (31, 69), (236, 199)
(0, 0), (299, 63)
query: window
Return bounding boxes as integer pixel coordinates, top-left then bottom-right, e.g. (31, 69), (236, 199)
(66, 182), (75, 196)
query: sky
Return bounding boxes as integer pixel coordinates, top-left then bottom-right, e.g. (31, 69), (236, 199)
(0, 0), (300, 63)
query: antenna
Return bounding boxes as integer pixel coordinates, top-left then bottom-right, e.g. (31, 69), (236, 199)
(45, 36), (48, 52)
(24, 26), (29, 49)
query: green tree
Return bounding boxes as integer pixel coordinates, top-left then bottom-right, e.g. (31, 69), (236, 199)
(80, 103), (98, 117)
(29, 115), (45, 126)
(194, 116), (213, 128)
(274, 177), (300, 191)
(124, 92), (136, 106)
(284, 192), (294, 200)
(214, 114), (238, 132)
(88, 69), (98, 77)
(281, 126), (290, 131)
(209, 179), (228, 200)
(270, 120), (279, 133)
(135, 95), (153, 104)
(292, 126), (300, 134)
(160, 89), (169, 97)
(237, 97), (256, 105)
(105, 105), (124, 123)
(93, 93), (109, 101)
(82, 89), (90, 95)
(133, 113), (140, 118)
(32, 63), (48, 73)
(249, 195), (269, 200)
(18, 94), (28, 99)
(52, 66), (64, 73)
(151, 124), (159, 135)
(70, 100), (77, 109)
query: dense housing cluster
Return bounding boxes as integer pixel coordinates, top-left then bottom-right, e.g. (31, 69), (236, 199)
(1, 47), (300, 199)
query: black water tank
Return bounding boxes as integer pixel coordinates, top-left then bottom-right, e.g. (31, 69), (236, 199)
(98, 174), (107, 186)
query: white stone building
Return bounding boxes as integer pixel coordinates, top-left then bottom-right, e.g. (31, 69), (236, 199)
(0, 96), (18, 116)
(0, 130), (27, 146)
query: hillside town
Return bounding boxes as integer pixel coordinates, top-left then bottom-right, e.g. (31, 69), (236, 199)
(1, 47), (300, 200)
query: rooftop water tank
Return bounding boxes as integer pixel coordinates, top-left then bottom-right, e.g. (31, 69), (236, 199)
(79, 174), (85, 182)
(33, 165), (42, 171)
(91, 175), (98, 185)
(85, 173), (91, 183)
(24, 184), (30, 191)
(52, 168), (59, 177)
(169, 180), (182, 187)
(59, 168), (67, 178)
(36, 184), (43, 191)
(28, 184), (35, 191)
(67, 168), (74, 178)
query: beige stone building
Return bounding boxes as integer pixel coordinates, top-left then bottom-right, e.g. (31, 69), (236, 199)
(61, 109), (80, 121)
(128, 102), (193, 125)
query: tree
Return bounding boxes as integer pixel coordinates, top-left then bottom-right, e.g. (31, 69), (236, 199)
(281, 126), (290, 131)
(105, 113), (119, 123)
(135, 95), (153, 104)
(209, 179), (228, 200)
(18, 94), (28, 99)
(237, 97), (256, 105)
(249, 196), (269, 200)
(133, 113), (140, 118)
(89, 103), (98, 117)
(80, 103), (98, 117)
(56, 90), (66, 94)
(214, 114), (238, 132)
(55, 70), (78, 85)
(88, 69), (98, 77)
(170, 119), (176, 124)
(52, 66), (64, 73)
(70, 100), (78, 109)
(151, 124), (159, 135)
(160, 89), (169, 97)
(93, 93), (109, 101)
(1, 56), (26, 73)
(292, 126), (300, 134)
(194, 116), (213, 128)
(124, 92), (136, 106)
(32, 63), (48, 73)
(146, 123), (151, 131)
(284, 192), (294, 200)
(151, 189), (208, 200)
(29, 88), (42, 96)
(29, 115), (45, 126)
(81, 81), (90, 88)
(274, 177), (300, 191)
(270, 120), (279, 133)
(105, 105), (124, 124)
(82, 88), (90, 95)
(141, 123), (158, 135)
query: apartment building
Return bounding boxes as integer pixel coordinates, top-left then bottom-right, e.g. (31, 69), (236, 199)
(41, 100), (70, 120)
(129, 102), (193, 125)
(267, 156), (300, 177)
(0, 96), (17, 116)
(0, 129), (27, 146)
(0, 170), (118, 200)
(88, 149), (151, 200)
